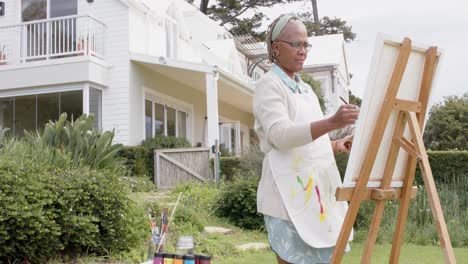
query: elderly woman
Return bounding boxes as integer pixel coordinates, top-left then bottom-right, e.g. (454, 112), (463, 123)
(253, 14), (359, 264)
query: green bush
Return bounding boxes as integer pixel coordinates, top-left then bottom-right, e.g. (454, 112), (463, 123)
(119, 135), (192, 178)
(0, 119), (148, 262)
(142, 135), (191, 150)
(215, 176), (263, 230)
(212, 145), (264, 181)
(173, 182), (221, 212)
(119, 146), (151, 177)
(25, 113), (125, 172)
(0, 154), (148, 263)
(415, 151), (468, 184)
(218, 157), (242, 181)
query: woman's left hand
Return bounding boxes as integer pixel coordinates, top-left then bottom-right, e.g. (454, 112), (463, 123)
(334, 135), (354, 154)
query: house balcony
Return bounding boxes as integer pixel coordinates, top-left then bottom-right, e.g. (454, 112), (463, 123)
(0, 15), (105, 67)
(0, 15), (109, 91)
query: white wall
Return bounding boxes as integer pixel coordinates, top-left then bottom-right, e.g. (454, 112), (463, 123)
(79, 0), (131, 144)
(129, 7), (167, 57)
(0, 1), (21, 64)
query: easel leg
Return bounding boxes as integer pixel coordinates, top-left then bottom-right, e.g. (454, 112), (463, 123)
(389, 159), (417, 264)
(362, 112), (408, 264)
(407, 112), (456, 263)
(331, 198), (362, 263)
(362, 201), (385, 263)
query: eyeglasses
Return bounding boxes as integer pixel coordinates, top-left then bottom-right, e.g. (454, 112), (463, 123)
(277, 40), (312, 52)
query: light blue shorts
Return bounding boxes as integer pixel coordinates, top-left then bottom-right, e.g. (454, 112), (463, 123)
(264, 215), (347, 264)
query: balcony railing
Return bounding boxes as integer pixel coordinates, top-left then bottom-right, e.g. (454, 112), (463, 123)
(0, 15), (105, 66)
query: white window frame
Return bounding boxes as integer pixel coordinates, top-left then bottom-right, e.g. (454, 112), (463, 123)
(144, 89), (194, 144)
(218, 115), (241, 156)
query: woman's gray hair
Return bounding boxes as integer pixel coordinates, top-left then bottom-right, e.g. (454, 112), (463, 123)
(265, 14), (300, 63)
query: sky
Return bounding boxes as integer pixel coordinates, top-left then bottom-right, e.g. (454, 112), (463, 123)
(260, 0), (468, 106)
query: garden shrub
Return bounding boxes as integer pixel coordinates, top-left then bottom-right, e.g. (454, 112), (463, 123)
(415, 151), (468, 184)
(173, 182), (221, 212)
(25, 113), (125, 172)
(119, 135), (192, 178)
(0, 157), (148, 263)
(218, 157), (241, 181)
(211, 145), (265, 181)
(119, 146), (151, 177)
(0, 119), (148, 262)
(215, 175), (263, 230)
(142, 135), (191, 150)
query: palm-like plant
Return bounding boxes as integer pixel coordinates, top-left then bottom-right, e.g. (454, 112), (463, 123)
(24, 113), (126, 172)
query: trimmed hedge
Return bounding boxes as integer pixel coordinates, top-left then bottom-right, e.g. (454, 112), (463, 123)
(0, 158), (147, 263)
(118, 135), (191, 178)
(415, 151), (468, 184)
(214, 151), (467, 185)
(334, 151), (467, 184)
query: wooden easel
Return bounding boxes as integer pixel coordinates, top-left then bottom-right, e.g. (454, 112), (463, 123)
(331, 38), (456, 263)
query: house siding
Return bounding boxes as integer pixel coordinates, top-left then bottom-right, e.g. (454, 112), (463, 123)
(79, 0), (130, 144)
(0, 0), (20, 64)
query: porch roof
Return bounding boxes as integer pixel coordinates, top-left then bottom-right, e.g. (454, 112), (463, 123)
(130, 53), (254, 113)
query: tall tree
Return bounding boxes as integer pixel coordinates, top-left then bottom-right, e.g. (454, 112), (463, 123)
(189, 0), (301, 39)
(298, 13), (356, 42)
(423, 93), (468, 150)
(188, 0), (356, 41)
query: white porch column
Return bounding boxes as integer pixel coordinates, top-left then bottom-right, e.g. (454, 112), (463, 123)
(205, 71), (220, 148)
(83, 83), (90, 114)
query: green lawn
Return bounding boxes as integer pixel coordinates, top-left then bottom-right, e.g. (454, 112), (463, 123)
(217, 243), (468, 264)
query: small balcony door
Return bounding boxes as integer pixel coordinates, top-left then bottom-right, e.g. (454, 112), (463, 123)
(21, 0), (78, 60)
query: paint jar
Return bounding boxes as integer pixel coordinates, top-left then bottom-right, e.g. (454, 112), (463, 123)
(183, 254), (195, 264)
(153, 252), (164, 264)
(164, 253), (174, 264)
(175, 236), (194, 255)
(174, 254), (184, 264)
(198, 255), (211, 264)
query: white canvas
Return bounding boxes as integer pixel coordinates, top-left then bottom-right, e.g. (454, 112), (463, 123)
(343, 33), (441, 188)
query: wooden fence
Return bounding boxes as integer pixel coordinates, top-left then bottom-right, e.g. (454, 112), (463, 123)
(154, 147), (214, 189)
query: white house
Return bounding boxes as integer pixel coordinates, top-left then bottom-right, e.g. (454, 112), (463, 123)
(303, 34), (351, 115)
(0, 0), (350, 155)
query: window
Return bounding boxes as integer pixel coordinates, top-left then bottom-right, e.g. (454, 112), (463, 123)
(0, 90), (94, 138)
(154, 103), (164, 136)
(145, 100), (152, 139)
(145, 99), (188, 140)
(22, 0), (77, 21)
(219, 121), (241, 156)
(166, 106), (176, 136)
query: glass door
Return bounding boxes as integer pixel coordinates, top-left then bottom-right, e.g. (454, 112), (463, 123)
(21, 0), (77, 60)
(49, 0), (77, 57)
(22, 0), (47, 60)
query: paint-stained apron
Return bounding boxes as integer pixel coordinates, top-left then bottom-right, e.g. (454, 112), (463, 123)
(268, 89), (352, 248)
